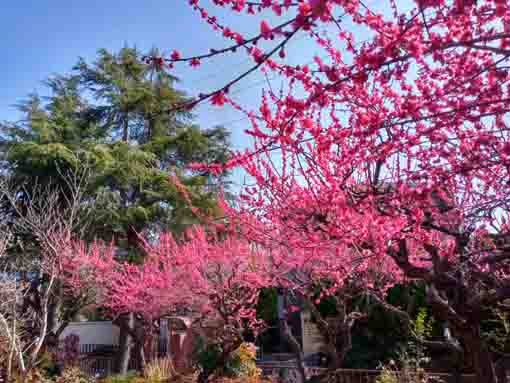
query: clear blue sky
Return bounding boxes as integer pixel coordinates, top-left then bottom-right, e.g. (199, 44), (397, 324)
(1, 1), (396, 185)
(1, 2), (320, 139)
(0, 1), (333, 186)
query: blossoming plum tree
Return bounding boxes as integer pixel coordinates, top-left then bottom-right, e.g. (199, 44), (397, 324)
(60, 225), (271, 373)
(158, 1), (510, 381)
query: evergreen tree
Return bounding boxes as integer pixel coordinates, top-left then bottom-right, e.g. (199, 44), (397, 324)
(72, 47), (229, 240)
(1, 47), (230, 244)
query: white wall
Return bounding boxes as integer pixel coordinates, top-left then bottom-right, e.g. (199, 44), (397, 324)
(301, 311), (325, 355)
(59, 321), (119, 345)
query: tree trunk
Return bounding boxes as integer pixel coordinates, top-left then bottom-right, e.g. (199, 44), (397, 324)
(471, 344), (496, 383)
(336, 323), (354, 369)
(462, 330), (497, 383)
(135, 321), (147, 370)
(280, 318), (307, 383)
(494, 355), (510, 383)
(197, 368), (210, 383)
(277, 289), (306, 382)
(47, 300), (58, 338)
(325, 342), (342, 370)
(122, 114), (129, 142)
(139, 345), (146, 371)
(117, 313), (135, 374)
(304, 297), (358, 371)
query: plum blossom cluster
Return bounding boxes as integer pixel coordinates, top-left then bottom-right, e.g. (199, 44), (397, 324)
(59, 227), (271, 331)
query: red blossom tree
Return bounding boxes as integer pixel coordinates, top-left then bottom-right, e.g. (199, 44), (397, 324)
(158, 0), (510, 381)
(59, 226), (271, 372)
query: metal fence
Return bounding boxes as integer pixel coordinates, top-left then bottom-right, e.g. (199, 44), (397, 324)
(79, 356), (117, 378)
(78, 343), (119, 354)
(256, 362), (478, 383)
(75, 343), (140, 377)
(75, 344), (481, 382)
(320, 369), (477, 383)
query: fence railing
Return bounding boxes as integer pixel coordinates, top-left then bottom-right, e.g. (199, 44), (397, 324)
(256, 363), (478, 383)
(319, 369), (477, 383)
(72, 343), (140, 377)
(79, 356), (116, 378)
(78, 343), (119, 354)
(73, 344), (481, 382)
(78, 355), (141, 377)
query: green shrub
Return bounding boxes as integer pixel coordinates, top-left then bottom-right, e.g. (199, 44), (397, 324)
(194, 341), (222, 373)
(101, 371), (138, 383)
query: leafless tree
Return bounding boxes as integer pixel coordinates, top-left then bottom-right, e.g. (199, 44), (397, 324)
(0, 262), (29, 379)
(0, 166), (93, 381)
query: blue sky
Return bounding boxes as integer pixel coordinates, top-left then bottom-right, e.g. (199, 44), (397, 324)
(1, 2), (320, 141)
(0, 1), (333, 186)
(1, 2), (246, 121)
